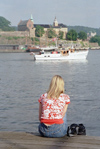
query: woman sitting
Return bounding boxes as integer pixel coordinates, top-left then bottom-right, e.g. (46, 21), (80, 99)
(38, 75), (70, 137)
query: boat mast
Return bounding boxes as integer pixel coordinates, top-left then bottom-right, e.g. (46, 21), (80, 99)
(56, 37), (57, 47)
(46, 30), (48, 47)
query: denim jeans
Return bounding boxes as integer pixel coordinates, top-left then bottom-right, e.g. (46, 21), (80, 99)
(38, 113), (67, 138)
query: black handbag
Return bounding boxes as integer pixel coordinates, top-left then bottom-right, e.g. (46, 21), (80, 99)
(67, 123), (86, 137)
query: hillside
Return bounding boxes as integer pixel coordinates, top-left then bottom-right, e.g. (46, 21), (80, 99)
(68, 26), (100, 35)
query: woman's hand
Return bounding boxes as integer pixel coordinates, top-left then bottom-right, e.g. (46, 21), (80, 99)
(39, 103), (42, 121)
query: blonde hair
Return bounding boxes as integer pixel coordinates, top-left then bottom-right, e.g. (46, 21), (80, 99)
(47, 75), (64, 99)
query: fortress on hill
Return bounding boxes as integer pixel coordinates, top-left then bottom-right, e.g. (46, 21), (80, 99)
(18, 15), (68, 39)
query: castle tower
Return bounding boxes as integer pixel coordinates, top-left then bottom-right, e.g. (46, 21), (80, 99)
(31, 14), (34, 24)
(53, 17), (58, 27)
(30, 14), (35, 37)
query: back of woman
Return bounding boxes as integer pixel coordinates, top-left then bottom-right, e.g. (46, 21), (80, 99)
(38, 75), (70, 138)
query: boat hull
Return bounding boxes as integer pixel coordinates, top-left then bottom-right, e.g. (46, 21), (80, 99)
(34, 50), (89, 61)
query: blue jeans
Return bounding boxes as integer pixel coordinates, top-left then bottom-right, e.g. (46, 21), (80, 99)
(38, 113), (67, 138)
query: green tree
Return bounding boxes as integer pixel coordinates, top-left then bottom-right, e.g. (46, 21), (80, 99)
(66, 29), (77, 41)
(0, 16), (15, 31)
(89, 35), (100, 46)
(35, 25), (45, 37)
(47, 28), (56, 38)
(59, 31), (64, 39)
(31, 37), (39, 44)
(78, 31), (87, 40)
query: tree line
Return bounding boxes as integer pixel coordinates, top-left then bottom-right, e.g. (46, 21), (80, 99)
(35, 25), (64, 39)
(68, 25), (100, 36)
(35, 26), (100, 45)
(35, 25), (87, 41)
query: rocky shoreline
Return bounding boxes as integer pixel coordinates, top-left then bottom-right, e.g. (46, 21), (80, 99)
(0, 41), (100, 53)
(0, 47), (100, 53)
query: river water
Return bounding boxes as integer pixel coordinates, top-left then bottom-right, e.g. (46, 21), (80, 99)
(0, 50), (100, 136)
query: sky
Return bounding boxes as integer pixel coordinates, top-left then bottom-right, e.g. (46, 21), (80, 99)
(0, 0), (100, 28)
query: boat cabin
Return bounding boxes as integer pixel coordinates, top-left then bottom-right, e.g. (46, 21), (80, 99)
(39, 47), (58, 55)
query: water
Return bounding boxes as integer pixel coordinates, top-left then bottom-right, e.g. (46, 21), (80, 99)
(0, 50), (100, 136)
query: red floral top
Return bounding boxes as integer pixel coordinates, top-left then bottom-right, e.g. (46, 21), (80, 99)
(38, 93), (70, 124)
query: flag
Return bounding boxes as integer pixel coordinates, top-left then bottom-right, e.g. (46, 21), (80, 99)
(52, 37), (56, 41)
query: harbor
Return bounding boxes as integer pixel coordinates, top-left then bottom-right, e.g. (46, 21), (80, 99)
(0, 49), (100, 149)
(0, 41), (100, 53)
(1, 1), (100, 148)
(0, 51), (100, 136)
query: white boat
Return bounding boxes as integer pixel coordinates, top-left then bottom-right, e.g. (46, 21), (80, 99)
(32, 47), (89, 61)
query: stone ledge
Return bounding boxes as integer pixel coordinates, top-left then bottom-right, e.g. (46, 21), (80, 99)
(0, 132), (100, 149)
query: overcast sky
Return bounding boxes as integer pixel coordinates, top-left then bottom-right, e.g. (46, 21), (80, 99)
(0, 0), (100, 28)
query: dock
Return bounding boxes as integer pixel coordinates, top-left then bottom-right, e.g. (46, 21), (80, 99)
(0, 132), (100, 149)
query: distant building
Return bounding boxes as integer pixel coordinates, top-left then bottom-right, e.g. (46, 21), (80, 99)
(18, 19), (33, 31)
(90, 32), (96, 37)
(87, 31), (96, 40)
(18, 17), (35, 37)
(18, 16), (68, 39)
(52, 17), (68, 39)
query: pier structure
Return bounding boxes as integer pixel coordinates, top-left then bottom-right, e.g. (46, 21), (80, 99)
(0, 132), (100, 149)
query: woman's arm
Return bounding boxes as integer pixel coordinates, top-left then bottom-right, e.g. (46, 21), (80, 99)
(39, 103), (42, 121)
(62, 104), (68, 118)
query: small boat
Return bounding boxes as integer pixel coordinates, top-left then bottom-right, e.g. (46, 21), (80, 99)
(32, 47), (89, 61)
(26, 45), (41, 52)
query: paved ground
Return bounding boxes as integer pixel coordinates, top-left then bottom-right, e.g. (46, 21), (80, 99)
(0, 132), (100, 149)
